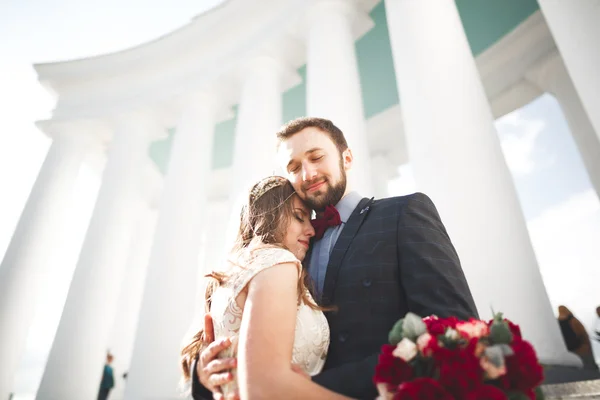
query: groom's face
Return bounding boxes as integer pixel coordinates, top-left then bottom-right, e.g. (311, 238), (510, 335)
(277, 127), (351, 211)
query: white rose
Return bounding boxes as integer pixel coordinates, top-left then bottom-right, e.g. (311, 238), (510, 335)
(392, 338), (417, 362)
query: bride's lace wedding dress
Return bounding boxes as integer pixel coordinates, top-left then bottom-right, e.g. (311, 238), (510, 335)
(209, 247), (330, 396)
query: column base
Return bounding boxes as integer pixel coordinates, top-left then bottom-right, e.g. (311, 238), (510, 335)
(543, 365), (600, 385)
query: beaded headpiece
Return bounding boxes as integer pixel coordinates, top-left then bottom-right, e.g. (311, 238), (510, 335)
(249, 176), (289, 203)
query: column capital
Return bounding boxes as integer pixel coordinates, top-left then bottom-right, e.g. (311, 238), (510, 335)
(174, 89), (223, 119)
(525, 51), (567, 93)
(37, 118), (106, 142)
(306, 0), (374, 37)
(235, 54), (302, 93)
(110, 109), (166, 142)
(308, 0), (360, 20)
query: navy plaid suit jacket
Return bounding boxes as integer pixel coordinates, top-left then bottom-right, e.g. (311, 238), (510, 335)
(310, 192), (478, 399)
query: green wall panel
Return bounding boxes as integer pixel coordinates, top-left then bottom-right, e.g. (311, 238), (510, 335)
(211, 106), (238, 169)
(456, 0), (540, 56)
(356, 1), (400, 119)
(282, 65), (307, 124)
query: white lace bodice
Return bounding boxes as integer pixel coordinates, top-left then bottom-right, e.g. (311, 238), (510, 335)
(209, 247), (330, 396)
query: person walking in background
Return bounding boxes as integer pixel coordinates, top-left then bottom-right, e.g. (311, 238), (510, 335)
(557, 305), (598, 370)
(98, 352), (115, 400)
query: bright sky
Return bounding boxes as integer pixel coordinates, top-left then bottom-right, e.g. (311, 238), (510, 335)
(1, 1), (599, 397)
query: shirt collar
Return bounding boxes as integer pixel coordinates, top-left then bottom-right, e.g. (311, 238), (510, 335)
(335, 191), (362, 223)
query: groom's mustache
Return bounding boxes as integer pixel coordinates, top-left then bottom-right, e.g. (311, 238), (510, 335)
(302, 177), (327, 192)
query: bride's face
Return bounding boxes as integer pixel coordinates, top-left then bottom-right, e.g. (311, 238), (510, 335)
(283, 196), (315, 261)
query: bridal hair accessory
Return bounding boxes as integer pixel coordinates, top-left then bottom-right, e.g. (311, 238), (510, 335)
(249, 176), (289, 203)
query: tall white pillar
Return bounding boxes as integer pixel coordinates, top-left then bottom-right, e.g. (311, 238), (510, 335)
(526, 52), (600, 199)
(37, 112), (156, 399)
(125, 93), (219, 399)
(231, 56), (287, 192)
(225, 56), (289, 248)
(107, 202), (158, 400)
(306, 0), (373, 194)
(370, 153), (395, 199)
(384, 0), (581, 367)
(0, 127), (92, 398)
(191, 199), (229, 325)
(538, 0), (600, 142)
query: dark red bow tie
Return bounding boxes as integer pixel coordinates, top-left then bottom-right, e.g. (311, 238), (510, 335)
(311, 205), (342, 240)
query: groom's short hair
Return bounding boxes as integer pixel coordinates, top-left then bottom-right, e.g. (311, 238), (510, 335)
(276, 117), (348, 155)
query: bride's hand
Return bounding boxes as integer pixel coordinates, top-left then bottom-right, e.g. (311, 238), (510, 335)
(291, 363), (311, 380)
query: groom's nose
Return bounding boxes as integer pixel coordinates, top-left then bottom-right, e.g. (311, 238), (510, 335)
(301, 163), (317, 182)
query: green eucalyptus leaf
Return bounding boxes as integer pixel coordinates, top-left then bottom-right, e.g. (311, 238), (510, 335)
(389, 318), (404, 345)
(534, 386), (545, 400)
(490, 319), (513, 344)
(402, 312), (427, 341)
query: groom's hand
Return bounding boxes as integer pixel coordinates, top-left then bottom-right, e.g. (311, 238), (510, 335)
(197, 314), (236, 395)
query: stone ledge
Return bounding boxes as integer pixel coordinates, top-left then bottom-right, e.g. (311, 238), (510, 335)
(542, 379), (600, 399)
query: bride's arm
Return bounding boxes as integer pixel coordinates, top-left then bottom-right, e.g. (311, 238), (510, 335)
(237, 262), (351, 400)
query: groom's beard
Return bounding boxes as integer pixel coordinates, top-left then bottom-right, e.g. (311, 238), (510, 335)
(303, 162), (347, 212)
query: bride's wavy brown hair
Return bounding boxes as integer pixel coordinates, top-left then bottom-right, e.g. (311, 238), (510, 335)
(180, 176), (326, 381)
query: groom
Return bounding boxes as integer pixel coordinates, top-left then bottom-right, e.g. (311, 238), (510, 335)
(194, 117), (478, 399)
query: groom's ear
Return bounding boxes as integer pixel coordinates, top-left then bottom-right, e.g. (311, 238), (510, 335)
(342, 148), (353, 171)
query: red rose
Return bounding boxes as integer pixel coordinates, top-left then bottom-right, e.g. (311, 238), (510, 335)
(424, 316), (459, 335)
(374, 344), (414, 389)
(466, 384), (507, 399)
(394, 377), (454, 400)
(500, 340), (543, 392)
(417, 333), (439, 356)
(436, 339), (484, 398)
(506, 320), (522, 339)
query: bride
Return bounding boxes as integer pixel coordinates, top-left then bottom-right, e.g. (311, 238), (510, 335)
(180, 176), (350, 399)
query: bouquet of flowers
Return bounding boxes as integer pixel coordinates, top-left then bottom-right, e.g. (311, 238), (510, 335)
(373, 312), (545, 399)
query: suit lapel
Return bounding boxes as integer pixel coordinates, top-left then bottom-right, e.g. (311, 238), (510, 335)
(321, 197), (374, 306)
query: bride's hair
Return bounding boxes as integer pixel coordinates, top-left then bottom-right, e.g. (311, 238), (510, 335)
(180, 176), (324, 381)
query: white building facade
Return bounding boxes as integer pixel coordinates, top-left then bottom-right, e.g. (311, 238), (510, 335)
(1, 0), (599, 398)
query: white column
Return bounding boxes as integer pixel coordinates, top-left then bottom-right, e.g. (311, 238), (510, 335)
(203, 200), (230, 274)
(125, 93), (218, 399)
(0, 129), (92, 398)
(225, 56), (287, 248)
(107, 203), (158, 400)
(526, 52), (600, 199)
(384, 0), (581, 367)
(37, 112), (156, 399)
(231, 56), (286, 192)
(192, 199), (229, 323)
(370, 153), (395, 199)
(538, 0), (600, 142)
(306, 0), (372, 194)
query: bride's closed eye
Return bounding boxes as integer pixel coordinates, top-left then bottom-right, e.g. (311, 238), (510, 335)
(294, 208), (308, 223)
